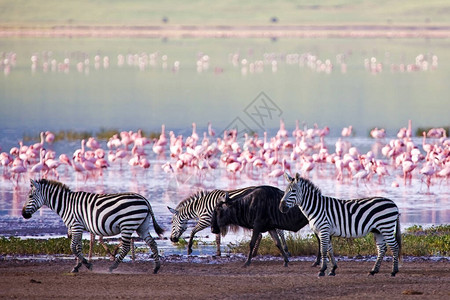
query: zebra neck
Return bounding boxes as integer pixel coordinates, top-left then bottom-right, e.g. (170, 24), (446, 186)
(46, 189), (78, 226)
(298, 187), (324, 220)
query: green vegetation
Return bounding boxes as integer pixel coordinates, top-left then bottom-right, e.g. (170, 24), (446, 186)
(0, 0), (449, 27)
(228, 225), (450, 257)
(1, 225), (448, 257)
(0, 236), (115, 256)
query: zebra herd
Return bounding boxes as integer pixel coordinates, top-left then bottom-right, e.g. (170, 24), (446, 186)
(22, 174), (401, 277)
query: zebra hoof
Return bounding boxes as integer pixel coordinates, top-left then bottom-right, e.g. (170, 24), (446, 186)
(85, 263), (93, 271)
(368, 271), (376, 276)
(283, 262), (289, 267)
(328, 272), (335, 276)
(318, 271), (325, 277)
(391, 272), (397, 277)
(70, 268), (79, 273)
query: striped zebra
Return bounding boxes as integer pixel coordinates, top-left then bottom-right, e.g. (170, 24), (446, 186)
(279, 173), (401, 277)
(22, 179), (164, 274)
(168, 186), (289, 256)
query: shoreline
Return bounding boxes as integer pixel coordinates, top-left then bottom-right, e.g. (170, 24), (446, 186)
(1, 24), (450, 38)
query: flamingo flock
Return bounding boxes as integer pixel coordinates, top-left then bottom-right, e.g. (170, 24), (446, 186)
(1, 120), (449, 190)
(1, 50), (438, 77)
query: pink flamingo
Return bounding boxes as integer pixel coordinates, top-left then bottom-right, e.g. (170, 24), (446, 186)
(30, 149), (47, 176)
(276, 119), (289, 139)
(208, 122), (215, 137)
(45, 131), (55, 144)
(420, 161), (436, 189)
(370, 128), (386, 139)
(10, 158), (27, 186)
(341, 125), (352, 137)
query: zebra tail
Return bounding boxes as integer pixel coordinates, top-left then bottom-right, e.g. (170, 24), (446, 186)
(149, 207), (165, 238)
(396, 216), (402, 260)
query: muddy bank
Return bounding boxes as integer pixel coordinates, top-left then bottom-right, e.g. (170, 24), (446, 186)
(0, 256), (449, 299)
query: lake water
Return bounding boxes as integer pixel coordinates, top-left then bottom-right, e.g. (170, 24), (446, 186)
(0, 36), (449, 256)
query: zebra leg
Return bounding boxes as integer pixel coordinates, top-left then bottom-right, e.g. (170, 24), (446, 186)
(70, 229), (92, 273)
(312, 233), (322, 267)
(187, 223), (208, 255)
(137, 227), (161, 274)
(215, 234), (221, 256)
(369, 233), (387, 276)
(251, 233), (263, 257)
(109, 233), (132, 273)
(387, 236), (400, 277)
(327, 243), (338, 276)
(277, 229), (291, 257)
(268, 229), (290, 267)
(318, 231), (329, 276)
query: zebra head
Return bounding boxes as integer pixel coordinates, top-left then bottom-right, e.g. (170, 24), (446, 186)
(168, 206), (188, 243)
(22, 179), (45, 219)
(279, 172), (302, 213)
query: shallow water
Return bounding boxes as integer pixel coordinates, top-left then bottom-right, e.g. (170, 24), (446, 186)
(1, 36), (449, 256)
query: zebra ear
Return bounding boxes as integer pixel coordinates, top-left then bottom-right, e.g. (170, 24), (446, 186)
(167, 206), (178, 215)
(284, 172), (293, 182)
(295, 173), (301, 182)
(30, 179), (38, 188)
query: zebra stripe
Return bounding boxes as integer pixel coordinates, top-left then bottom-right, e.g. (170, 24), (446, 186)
(280, 173), (401, 277)
(22, 179), (164, 274)
(168, 186), (257, 255)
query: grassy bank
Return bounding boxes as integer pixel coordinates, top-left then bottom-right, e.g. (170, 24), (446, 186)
(0, 225), (448, 258)
(229, 225), (450, 257)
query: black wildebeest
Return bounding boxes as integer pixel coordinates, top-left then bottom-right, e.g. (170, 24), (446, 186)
(211, 185), (320, 267)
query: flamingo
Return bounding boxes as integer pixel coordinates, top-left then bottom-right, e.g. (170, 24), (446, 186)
(420, 161), (436, 189)
(341, 125), (353, 137)
(30, 149), (47, 176)
(10, 158), (27, 185)
(208, 122), (215, 137)
(45, 131), (55, 145)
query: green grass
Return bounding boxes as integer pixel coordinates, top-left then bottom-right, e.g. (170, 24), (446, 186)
(0, 0), (449, 27)
(228, 225), (450, 257)
(0, 236), (115, 256)
(1, 225), (448, 257)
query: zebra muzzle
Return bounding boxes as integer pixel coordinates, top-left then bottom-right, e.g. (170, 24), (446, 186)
(22, 208), (32, 219)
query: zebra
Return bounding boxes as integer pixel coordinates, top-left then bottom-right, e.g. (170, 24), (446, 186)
(22, 179), (164, 274)
(168, 186), (290, 256)
(279, 173), (401, 277)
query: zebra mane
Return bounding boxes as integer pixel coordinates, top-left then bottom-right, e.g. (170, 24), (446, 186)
(298, 177), (322, 196)
(176, 190), (209, 209)
(36, 178), (72, 192)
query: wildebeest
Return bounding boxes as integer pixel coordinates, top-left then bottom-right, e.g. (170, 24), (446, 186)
(211, 185), (320, 267)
